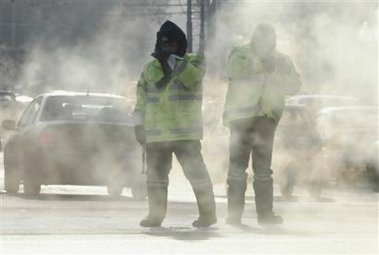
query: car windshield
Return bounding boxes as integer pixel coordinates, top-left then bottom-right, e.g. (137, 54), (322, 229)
(41, 95), (131, 123)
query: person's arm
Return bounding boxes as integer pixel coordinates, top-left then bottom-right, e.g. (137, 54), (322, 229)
(276, 55), (301, 95)
(133, 69), (148, 145)
(228, 48), (253, 81)
(175, 54), (205, 88)
(228, 47), (267, 81)
(134, 71), (148, 122)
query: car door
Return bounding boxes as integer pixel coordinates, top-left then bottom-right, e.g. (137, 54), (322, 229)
(4, 97), (41, 172)
(14, 97), (43, 156)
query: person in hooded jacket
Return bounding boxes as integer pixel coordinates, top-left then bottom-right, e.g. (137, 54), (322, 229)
(133, 20), (217, 228)
(223, 23), (301, 225)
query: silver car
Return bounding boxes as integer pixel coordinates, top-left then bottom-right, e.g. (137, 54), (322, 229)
(315, 106), (378, 185)
(2, 91), (146, 198)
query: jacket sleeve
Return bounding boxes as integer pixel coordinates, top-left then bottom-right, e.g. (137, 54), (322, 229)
(228, 46), (266, 81)
(175, 54), (205, 88)
(277, 55), (301, 95)
(228, 48), (252, 80)
(133, 69), (148, 126)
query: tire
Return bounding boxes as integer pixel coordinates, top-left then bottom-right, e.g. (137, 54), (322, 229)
(4, 147), (21, 193)
(23, 156), (41, 195)
(4, 159), (21, 194)
(23, 178), (41, 195)
(4, 170), (20, 193)
(280, 165), (297, 199)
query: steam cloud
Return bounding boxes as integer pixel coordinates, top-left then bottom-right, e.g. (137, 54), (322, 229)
(205, 1), (378, 104)
(2, 1), (377, 183)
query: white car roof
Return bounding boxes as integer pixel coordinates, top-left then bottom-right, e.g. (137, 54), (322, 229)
(287, 94), (359, 100)
(316, 105), (378, 115)
(41, 90), (126, 99)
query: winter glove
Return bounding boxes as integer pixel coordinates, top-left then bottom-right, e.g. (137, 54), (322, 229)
(134, 125), (146, 145)
(155, 75), (171, 89)
(151, 50), (173, 88)
(152, 50), (172, 75)
(260, 54), (276, 74)
(153, 50), (171, 64)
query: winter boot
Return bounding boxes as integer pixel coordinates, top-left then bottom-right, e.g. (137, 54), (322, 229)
(253, 178), (283, 226)
(257, 212), (283, 225)
(140, 186), (168, 228)
(140, 218), (162, 227)
(226, 179), (247, 225)
(192, 185), (217, 228)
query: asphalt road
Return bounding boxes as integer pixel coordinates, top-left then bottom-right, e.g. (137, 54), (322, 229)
(1, 153), (378, 254)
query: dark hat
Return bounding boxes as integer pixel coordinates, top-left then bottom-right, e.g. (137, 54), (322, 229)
(158, 21), (186, 43)
(250, 23), (276, 55)
(251, 23), (276, 44)
(154, 20), (187, 57)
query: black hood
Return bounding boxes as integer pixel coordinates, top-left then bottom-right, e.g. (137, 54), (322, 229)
(154, 20), (187, 57)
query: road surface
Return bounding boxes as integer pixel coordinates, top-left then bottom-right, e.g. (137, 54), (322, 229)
(1, 153), (378, 254)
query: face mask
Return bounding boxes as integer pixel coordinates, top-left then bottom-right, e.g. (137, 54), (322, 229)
(161, 37), (178, 54)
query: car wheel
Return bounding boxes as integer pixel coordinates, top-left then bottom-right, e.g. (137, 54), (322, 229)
(4, 153), (21, 193)
(23, 157), (41, 195)
(23, 180), (41, 195)
(107, 184), (124, 197)
(4, 170), (20, 193)
(280, 165), (297, 199)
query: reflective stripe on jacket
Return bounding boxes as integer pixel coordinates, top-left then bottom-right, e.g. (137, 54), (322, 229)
(223, 44), (301, 126)
(134, 53), (205, 143)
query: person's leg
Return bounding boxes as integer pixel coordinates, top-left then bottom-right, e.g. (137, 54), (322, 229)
(140, 142), (172, 227)
(251, 117), (282, 225)
(174, 140), (217, 228)
(226, 120), (252, 224)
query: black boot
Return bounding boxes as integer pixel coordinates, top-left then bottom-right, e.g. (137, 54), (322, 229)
(140, 218), (162, 227)
(253, 178), (283, 226)
(257, 212), (283, 225)
(192, 215), (217, 228)
(226, 178), (247, 225)
(192, 185), (217, 228)
(140, 186), (168, 228)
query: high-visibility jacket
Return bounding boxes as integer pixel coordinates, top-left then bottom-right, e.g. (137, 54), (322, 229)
(223, 44), (301, 126)
(134, 53), (205, 143)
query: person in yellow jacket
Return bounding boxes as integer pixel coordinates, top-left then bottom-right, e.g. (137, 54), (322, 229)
(224, 23), (301, 225)
(133, 20), (217, 228)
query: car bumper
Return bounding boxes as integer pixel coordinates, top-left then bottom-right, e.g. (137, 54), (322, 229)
(28, 147), (140, 186)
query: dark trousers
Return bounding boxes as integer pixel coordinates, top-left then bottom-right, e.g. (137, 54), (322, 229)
(145, 140), (216, 222)
(227, 116), (277, 217)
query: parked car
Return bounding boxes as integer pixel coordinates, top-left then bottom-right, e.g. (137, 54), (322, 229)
(273, 104), (324, 198)
(285, 94), (361, 117)
(365, 140), (379, 191)
(15, 94), (33, 107)
(0, 91), (20, 150)
(2, 91), (146, 198)
(315, 106), (379, 185)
